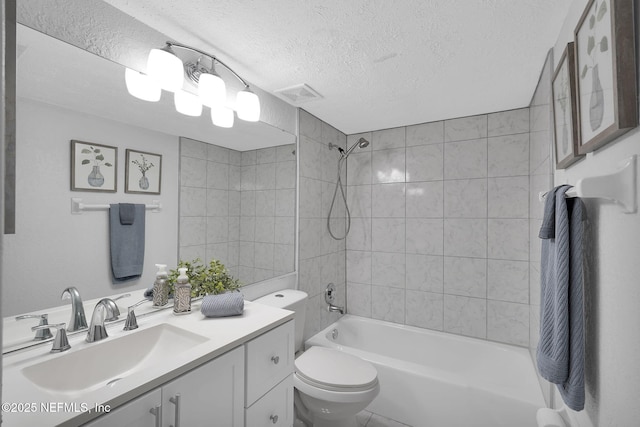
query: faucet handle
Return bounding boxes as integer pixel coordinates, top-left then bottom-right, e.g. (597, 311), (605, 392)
(32, 323), (71, 353)
(123, 299), (147, 331)
(16, 314), (53, 341)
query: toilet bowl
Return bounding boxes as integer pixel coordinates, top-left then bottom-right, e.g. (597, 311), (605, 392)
(254, 290), (379, 427)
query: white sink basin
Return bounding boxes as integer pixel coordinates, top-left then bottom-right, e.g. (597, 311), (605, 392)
(22, 323), (207, 394)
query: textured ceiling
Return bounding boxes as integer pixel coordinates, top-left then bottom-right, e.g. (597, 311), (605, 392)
(103, 0), (572, 135)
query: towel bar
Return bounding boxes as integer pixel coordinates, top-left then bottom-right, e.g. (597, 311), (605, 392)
(71, 198), (162, 214)
(538, 155), (637, 213)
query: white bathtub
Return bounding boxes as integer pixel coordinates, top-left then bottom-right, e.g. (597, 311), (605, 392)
(305, 315), (545, 427)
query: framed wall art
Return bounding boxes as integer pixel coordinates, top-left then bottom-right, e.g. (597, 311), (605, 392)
(125, 149), (162, 194)
(552, 42), (583, 169)
(574, 0), (637, 154)
(70, 140), (117, 192)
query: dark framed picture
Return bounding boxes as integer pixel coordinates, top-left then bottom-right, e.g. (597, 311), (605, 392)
(552, 42), (583, 169)
(574, 0), (637, 154)
(70, 140), (117, 192)
(125, 149), (162, 194)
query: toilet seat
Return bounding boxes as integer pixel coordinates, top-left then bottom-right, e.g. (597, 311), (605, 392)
(295, 346), (378, 392)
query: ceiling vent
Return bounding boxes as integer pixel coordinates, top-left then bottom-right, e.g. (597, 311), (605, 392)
(274, 84), (322, 104)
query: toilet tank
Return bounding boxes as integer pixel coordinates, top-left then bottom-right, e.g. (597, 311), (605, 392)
(254, 289), (307, 352)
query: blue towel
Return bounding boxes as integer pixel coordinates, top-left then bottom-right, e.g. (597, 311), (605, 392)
(201, 293), (244, 317)
(110, 204), (145, 283)
(119, 203), (136, 225)
(537, 185), (585, 411)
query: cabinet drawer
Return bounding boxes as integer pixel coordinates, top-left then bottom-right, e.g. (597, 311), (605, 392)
(245, 321), (294, 405)
(245, 375), (293, 427)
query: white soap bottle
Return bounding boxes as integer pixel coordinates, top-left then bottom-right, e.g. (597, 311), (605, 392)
(173, 267), (192, 315)
(152, 264), (169, 307)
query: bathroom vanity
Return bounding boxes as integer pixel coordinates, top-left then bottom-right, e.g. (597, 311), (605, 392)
(2, 299), (294, 426)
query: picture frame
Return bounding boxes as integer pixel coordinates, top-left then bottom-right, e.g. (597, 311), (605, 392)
(574, 0), (637, 154)
(125, 149), (162, 194)
(552, 42), (583, 169)
(70, 140), (117, 192)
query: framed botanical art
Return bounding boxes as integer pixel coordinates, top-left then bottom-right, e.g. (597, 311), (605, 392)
(574, 0), (637, 154)
(552, 42), (583, 169)
(125, 149), (162, 194)
(70, 140), (117, 192)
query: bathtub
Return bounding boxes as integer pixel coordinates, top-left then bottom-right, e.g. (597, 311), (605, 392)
(305, 315), (545, 427)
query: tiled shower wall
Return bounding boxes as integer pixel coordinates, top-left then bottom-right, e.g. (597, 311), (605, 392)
(179, 137), (296, 285)
(345, 109), (534, 346)
(298, 110), (348, 339)
(528, 52), (554, 403)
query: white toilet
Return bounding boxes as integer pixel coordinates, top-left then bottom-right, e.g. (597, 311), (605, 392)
(254, 289), (379, 427)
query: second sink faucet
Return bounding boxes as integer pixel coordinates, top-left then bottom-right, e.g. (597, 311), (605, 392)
(61, 287), (88, 332)
(87, 298), (118, 343)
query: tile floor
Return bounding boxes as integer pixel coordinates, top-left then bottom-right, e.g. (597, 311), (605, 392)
(357, 411), (412, 427)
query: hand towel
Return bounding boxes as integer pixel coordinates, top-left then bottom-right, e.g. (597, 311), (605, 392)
(537, 185), (585, 411)
(119, 203), (136, 225)
(110, 204), (145, 283)
(201, 293), (244, 318)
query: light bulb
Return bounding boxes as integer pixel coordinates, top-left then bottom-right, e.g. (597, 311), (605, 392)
(198, 72), (226, 107)
(211, 106), (234, 128)
(236, 88), (260, 122)
(146, 45), (184, 92)
(124, 68), (161, 102)
(174, 90), (203, 116)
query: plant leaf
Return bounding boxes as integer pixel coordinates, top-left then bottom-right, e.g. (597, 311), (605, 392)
(589, 14), (595, 29)
(81, 159), (90, 165)
(581, 64), (589, 79)
(94, 149), (101, 153)
(597, 1), (607, 21)
(95, 154), (105, 161)
(81, 148), (92, 154)
(600, 36), (609, 52)
(104, 162), (112, 167)
(587, 36), (595, 55)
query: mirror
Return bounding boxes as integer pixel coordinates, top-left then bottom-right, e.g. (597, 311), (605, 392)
(2, 25), (296, 344)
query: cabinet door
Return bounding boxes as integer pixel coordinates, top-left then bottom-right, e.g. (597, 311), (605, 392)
(162, 346), (244, 427)
(84, 389), (162, 427)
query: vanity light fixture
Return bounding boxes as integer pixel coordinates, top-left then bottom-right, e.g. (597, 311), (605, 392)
(125, 41), (261, 128)
(124, 68), (161, 102)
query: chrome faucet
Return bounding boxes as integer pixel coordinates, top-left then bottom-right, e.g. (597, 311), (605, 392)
(86, 298), (117, 343)
(324, 283), (345, 315)
(61, 287), (88, 332)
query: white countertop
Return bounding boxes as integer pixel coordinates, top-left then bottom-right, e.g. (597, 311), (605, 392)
(2, 299), (293, 426)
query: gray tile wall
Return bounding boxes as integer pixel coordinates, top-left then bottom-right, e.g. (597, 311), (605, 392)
(345, 108), (533, 346)
(179, 137), (295, 285)
(298, 110), (347, 339)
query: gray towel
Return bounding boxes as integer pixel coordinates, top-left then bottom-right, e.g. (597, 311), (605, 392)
(537, 185), (585, 411)
(201, 293), (244, 317)
(110, 204), (145, 283)
(119, 203), (136, 225)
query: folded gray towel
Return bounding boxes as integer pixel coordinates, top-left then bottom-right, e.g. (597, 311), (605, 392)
(201, 293), (244, 318)
(110, 204), (145, 283)
(119, 203), (136, 225)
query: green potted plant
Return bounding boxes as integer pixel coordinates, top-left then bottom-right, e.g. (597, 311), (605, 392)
(168, 258), (241, 298)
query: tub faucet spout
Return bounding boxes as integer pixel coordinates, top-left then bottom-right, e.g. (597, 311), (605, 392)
(61, 287), (88, 332)
(328, 303), (345, 315)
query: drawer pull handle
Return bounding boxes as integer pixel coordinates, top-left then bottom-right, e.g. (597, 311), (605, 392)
(149, 405), (162, 427)
(270, 414), (279, 424)
(271, 355), (280, 365)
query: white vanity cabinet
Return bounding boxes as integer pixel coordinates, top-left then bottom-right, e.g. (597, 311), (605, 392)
(84, 389), (162, 427)
(244, 320), (295, 426)
(162, 346), (245, 427)
(85, 346), (245, 427)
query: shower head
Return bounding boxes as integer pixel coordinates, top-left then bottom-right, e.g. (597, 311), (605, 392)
(344, 137), (370, 157)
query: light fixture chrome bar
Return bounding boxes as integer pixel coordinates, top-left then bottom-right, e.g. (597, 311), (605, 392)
(166, 41), (250, 89)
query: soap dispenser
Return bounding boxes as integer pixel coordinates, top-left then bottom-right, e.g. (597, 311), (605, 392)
(152, 264), (169, 307)
(173, 267), (192, 315)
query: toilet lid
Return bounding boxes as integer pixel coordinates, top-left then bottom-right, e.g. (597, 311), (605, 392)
(295, 347), (378, 391)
